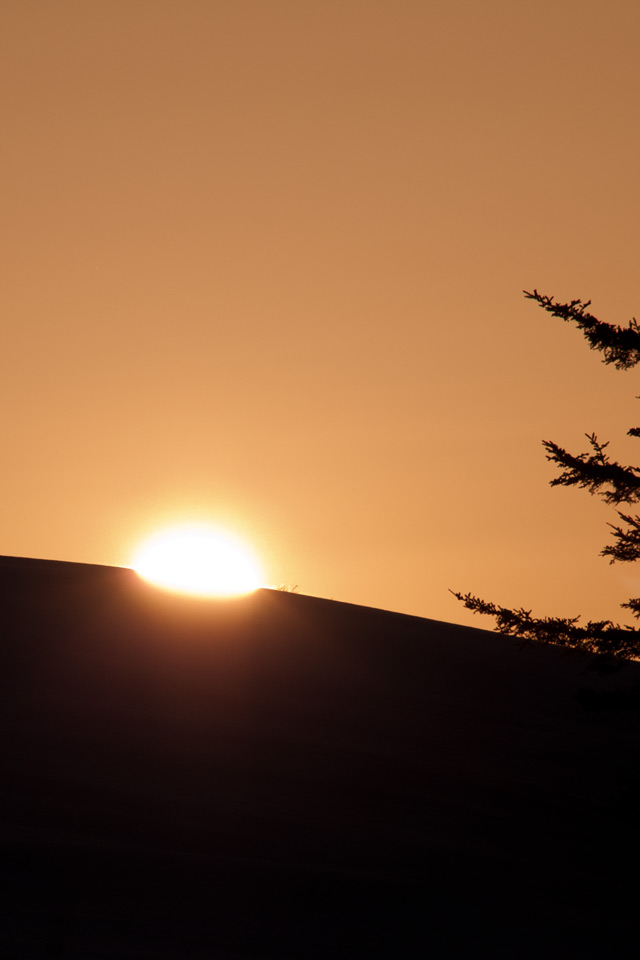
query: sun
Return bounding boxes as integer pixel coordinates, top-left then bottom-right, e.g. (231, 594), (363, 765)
(132, 525), (264, 597)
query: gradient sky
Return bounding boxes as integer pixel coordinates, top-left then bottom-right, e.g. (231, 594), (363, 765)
(3, 0), (640, 626)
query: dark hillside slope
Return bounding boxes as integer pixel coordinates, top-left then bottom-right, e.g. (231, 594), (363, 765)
(1, 556), (640, 958)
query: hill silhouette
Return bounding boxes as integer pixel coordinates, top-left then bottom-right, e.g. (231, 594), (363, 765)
(2, 555), (640, 957)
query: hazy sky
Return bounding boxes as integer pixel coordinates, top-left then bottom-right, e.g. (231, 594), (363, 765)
(3, 0), (640, 625)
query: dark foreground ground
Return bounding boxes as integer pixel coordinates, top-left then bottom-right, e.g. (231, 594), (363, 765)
(2, 556), (640, 958)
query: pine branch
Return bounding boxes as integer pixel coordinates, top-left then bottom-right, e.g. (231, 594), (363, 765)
(450, 590), (639, 660)
(621, 597), (640, 619)
(602, 512), (640, 563)
(524, 289), (640, 370)
(543, 434), (640, 505)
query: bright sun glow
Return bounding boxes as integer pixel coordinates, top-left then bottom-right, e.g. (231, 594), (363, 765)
(132, 525), (264, 597)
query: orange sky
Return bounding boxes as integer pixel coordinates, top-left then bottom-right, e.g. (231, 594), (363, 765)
(3, 0), (640, 626)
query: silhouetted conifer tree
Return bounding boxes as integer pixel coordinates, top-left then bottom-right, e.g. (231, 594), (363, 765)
(453, 290), (640, 663)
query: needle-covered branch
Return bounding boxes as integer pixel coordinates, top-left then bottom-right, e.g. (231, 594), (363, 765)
(602, 512), (640, 564)
(543, 434), (640, 505)
(621, 597), (640, 619)
(525, 289), (640, 370)
(451, 590), (639, 660)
